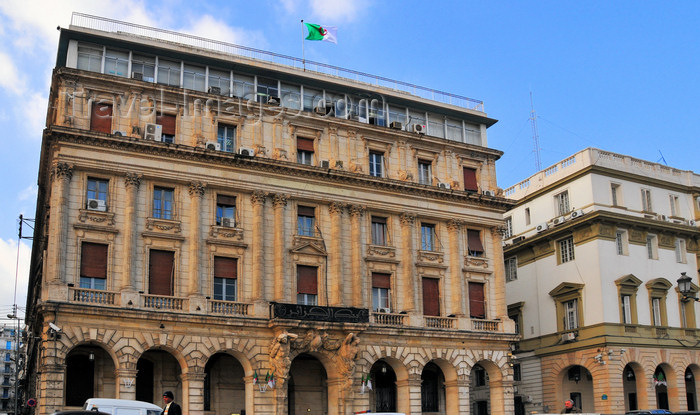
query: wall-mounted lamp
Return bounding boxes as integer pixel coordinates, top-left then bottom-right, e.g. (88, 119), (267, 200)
(159, 323), (165, 329)
(677, 272), (699, 302)
(89, 352), (94, 361)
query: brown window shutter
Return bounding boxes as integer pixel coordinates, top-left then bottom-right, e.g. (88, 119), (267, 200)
(297, 265), (318, 294)
(463, 167), (478, 192)
(216, 194), (237, 206)
(214, 257), (237, 279)
(469, 282), (485, 319)
(297, 137), (314, 152)
(90, 103), (113, 134)
(149, 250), (174, 296)
(422, 277), (440, 316)
(298, 205), (315, 217)
(80, 242), (108, 279)
(372, 273), (391, 289)
(156, 114), (177, 135)
(371, 216), (386, 224)
(467, 229), (484, 254)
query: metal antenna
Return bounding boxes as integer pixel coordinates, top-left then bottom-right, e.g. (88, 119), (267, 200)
(529, 92), (542, 171)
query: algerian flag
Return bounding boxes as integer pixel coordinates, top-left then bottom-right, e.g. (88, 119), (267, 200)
(304, 23), (337, 44)
(268, 373), (275, 389)
(253, 370), (258, 385)
(366, 375), (372, 391)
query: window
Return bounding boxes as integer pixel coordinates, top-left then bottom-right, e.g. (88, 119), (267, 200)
(641, 188), (653, 212)
(296, 137), (314, 165)
(131, 54), (155, 82)
(473, 365), (486, 387)
(513, 363), (522, 381)
(156, 114), (176, 143)
(153, 187), (174, 219)
(183, 64), (206, 91)
(676, 238), (687, 263)
(87, 178), (108, 205)
(418, 160), (432, 185)
(615, 230), (628, 255)
(422, 277), (440, 316)
(104, 49), (129, 77)
(564, 299), (579, 330)
(505, 257), (517, 282)
(646, 234), (658, 259)
(90, 102), (113, 134)
(621, 295), (632, 324)
(651, 298), (662, 326)
(79, 242), (108, 290)
(3, 354), (9, 363)
(208, 68), (231, 96)
(611, 183), (622, 206)
(463, 167), (478, 192)
(508, 302), (524, 335)
(555, 191), (570, 216)
(669, 195), (680, 217)
(525, 208), (531, 226)
(157, 59), (180, 87)
(4, 344), (10, 353)
(257, 76), (279, 101)
(469, 282), (486, 319)
(371, 216), (388, 246)
(77, 44), (103, 72)
(559, 237), (575, 263)
(213, 257), (237, 301)
(616, 275), (641, 325)
(467, 229), (484, 257)
(369, 151), (384, 177)
(296, 265), (318, 305)
(504, 217), (513, 239)
(549, 282), (584, 332)
(216, 195), (236, 227)
(217, 124), (236, 152)
(420, 223), (436, 251)
(645, 278), (671, 327)
(149, 250), (174, 296)
(297, 206), (316, 236)
(371, 273), (391, 312)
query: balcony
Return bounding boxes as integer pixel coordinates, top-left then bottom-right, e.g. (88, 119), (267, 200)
(271, 302), (369, 323)
(471, 319), (501, 332)
(425, 316), (456, 329)
(371, 312), (407, 326)
(143, 295), (187, 311)
(70, 288), (118, 305)
(209, 300), (250, 316)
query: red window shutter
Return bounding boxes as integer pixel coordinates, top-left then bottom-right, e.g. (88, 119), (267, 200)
(467, 229), (484, 254)
(90, 103), (113, 134)
(422, 278), (440, 316)
(214, 257), (237, 279)
(149, 250), (174, 296)
(372, 273), (391, 289)
(156, 114), (177, 135)
(297, 265), (318, 294)
(463, 167), (478, 192)
(298, 206), (315, 217)
(80, 242), (108, 279)
(216, 194), (237, 206)
(297, 137), (314, 152)
(469, 282), (485, 319)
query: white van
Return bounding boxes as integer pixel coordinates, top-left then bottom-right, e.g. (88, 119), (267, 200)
(83, 398), (163, 415)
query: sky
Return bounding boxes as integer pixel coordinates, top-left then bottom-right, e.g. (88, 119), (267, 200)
(0, 1), (699, 321)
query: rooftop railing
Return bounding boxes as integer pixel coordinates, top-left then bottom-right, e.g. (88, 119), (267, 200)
(70, 13), (484, 112)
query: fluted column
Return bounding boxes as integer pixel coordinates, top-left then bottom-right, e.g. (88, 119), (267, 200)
(272, 193), (287, 302)
(121, 173), (141, 290)
(251, 191), (267, 301)
(399, 212), (416, 312)
(188, 181), (205, 296)
(348, 205), (365, 307)
(48, 162), (73, 283)
(447, 219), (465, 316)
(329, 202), (344, 306)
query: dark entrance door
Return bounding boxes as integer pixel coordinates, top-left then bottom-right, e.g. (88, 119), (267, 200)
(374, 364), (396, 412)
(136, 359), (154, 403)
(65, 354), (94, 406)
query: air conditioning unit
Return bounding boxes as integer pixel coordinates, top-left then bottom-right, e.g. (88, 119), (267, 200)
(482, 190), (495, 196)
(320, 160), (331, 169)
(689, 219), (698, 226)
(536, 222), (549, 233)
(87, 199), (107, 212)
(657, 214), (670, 222)
(672, 218), (684, 224)
(438, 182), (451, 190)
(112, 130), (127, 137)
(410, 124), (427, 134)
(561, 332), (576, 342)
(552, 216), (567, 226)
(357, 116), (368, 124)
(221, 217), (233, 227)
(513, 236), (526, 244)
(389, 121), (403, 130)
(205, 141), (221, 151)
(266, 96), (280, 105)
(144, 123), (162, 141)
(208, 86), (221, 95)
(131, 72), (144, 81)
(570, 209), (585, 220)
(377, 307), (391, 313)
(238, 147), (255, 157)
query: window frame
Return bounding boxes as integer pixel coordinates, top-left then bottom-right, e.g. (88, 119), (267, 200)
(675, 238), (687, 263)
(86, 177), (109, 207)
(616, 274), (641, 325)
(641, 188), (653, 212)
(646, 234), (658, 260)
(152, 186), (175, 219)
(645, 278), (671, 327)
(418, 159), (432, 185)
(505, 257), (518, 282)
(296, 205), (317, 237)
(369, 150), (385, 178)
(213, 256), (237, 302)
(296, 265), (318, 305)
(370, 215), (389, 246)
(217, 123), (236, 152)
(79, 241), (109, 290)
(216, 194), (236, 227)
(504, 216), (513, 239)
(615, 229), (629, 256)
(555, 190), (570, 216)
(420, 223), (437, 252)
(549, 282), (584, 332)
(558, 236), (575, 264)
(371, 272), (392, 312)
(669, 194), (680, 217)
(467, 229), (485, 257)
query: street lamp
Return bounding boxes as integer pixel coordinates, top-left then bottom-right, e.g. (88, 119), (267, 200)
(677, 272), (699, 302)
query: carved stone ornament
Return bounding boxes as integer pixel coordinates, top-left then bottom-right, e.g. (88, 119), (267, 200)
(124, 172), (142, 189)
(336, 333), (361, 390)
(348, 204), (366, 218)
(79, 210), (116, 226)
(398, 170), (414, 181)
(251, 191), (267, 206)
(418, 250), (444, 264)
(329, 201), (345, 215)
(146, 218), (182, 233)
(52, 162), (73, 181)
(465, 256), (489, 269)
(399, 212), (416, 226)
(272, 148), (288, 160)
(209, 225), (244, 241)
(271, 193), (288, 208)
(188, 181), (206, 198)
(269, 331), (299, 386)
(447, 219), (462, 231)
(367, 245), (396, 258)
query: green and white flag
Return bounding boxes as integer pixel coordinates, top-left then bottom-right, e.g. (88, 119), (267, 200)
(304, 23), (337, 44)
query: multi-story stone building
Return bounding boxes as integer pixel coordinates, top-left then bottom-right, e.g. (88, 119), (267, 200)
(503, 148), (700, 414)
(24, 13), (517, 415)
(0, 324), (19, 414)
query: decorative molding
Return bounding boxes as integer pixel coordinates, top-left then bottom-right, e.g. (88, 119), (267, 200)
(464, 256), (489, 269)
(124, 172), (142, 188)
(348, 204), (366, 218)
(146, 217), (182, 233)
(251, 190), (267, 206)
(446, 219), (462, 231)
(328, 201), (345, 215)
(418, 250), (444, 264)
(52, 162), (73, 181)
(399, 212), (415, 226)
(209, 225), (245, 241)
(188, 181), (206, 198)
(78, 209), (116, 226)
(271, 193), (288, 208)
(366, 245), (396, 259)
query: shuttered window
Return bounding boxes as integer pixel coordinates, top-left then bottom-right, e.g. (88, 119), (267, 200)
(297, 265), (318, 294)
(469, 282), (485, 319)
(80, 242), (108, 279)
(149, 250), (174, 296)
(422, 277), (440, 316)
(214, 257), (237, 301)
(467, 229), (484, 257)
(372, 273), (391, 289)
(214, 257), (237, 279)
(90, 103), (113, 134)
(463, 167), (478, 192)
(297, 137), (314, 152)
(156, 114), (176, 142)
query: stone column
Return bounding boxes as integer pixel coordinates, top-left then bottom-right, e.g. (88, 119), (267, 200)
(242, 375), (256, 415)
(115, 368), (138, 400)
(121, 173), (141, 290)
(182, 371), (206, 415)
(328, 202), (344, 306)
(272, 193), (287, 302)
(348, 205), (365, 307)
(47, 162), (73, 284)
(405, 374), (423, 415)
(399, 212), (416, 313)
(447, 219), (465, 316)
(251, 191), (267, 302)
(188, 181), (206, 296)
(38, 362), (66, 415)
(490, 227), (509, 320)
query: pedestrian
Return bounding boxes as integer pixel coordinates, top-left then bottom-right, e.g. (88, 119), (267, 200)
(162, 391), (182, 415)
(561, 399), (581, 413)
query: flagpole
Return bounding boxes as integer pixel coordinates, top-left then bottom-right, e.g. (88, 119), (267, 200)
(301, 19), (306, 71)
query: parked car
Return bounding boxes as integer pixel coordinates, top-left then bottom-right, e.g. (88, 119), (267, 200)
(624, 410), (672, 415)
(83, 398), (163, 415)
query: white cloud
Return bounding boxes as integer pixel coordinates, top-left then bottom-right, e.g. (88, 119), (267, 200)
(309, 0), (369, 23)
(18, 185), (37, 202)
(20, 91), (48, 138)
(0, 239), (31, 320)
(0, 51), (26, 95)
(179, 15), (268, 50)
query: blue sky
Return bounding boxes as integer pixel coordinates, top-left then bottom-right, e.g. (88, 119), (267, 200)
(1, 1), (698, 319)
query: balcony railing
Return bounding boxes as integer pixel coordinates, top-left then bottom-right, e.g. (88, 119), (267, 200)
(209, 300), (250, 316)
(70, 288), (117, 305)
(471, 319), (500, 332)
(371, 312), (406, 326)
(143, 295), (186, 311)
(425, 316), (456, 329)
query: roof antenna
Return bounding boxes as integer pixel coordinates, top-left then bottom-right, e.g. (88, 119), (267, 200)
(657, 150), (667, 166)
(529, 92), (542, 171)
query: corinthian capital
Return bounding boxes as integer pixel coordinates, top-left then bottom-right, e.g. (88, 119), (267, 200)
(399, 212), (415, 226)
(188, 181), (206, 198)
(251, 190), (268, 206)
(348, 204), (366, 218)
(124, 172), (142, 189)
(271, 193), (288, 208)
(329, 201), (345, 215)
(52, 162), (73, 181)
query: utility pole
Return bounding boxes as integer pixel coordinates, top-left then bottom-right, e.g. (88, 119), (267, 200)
(529, 92), (542, 172)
